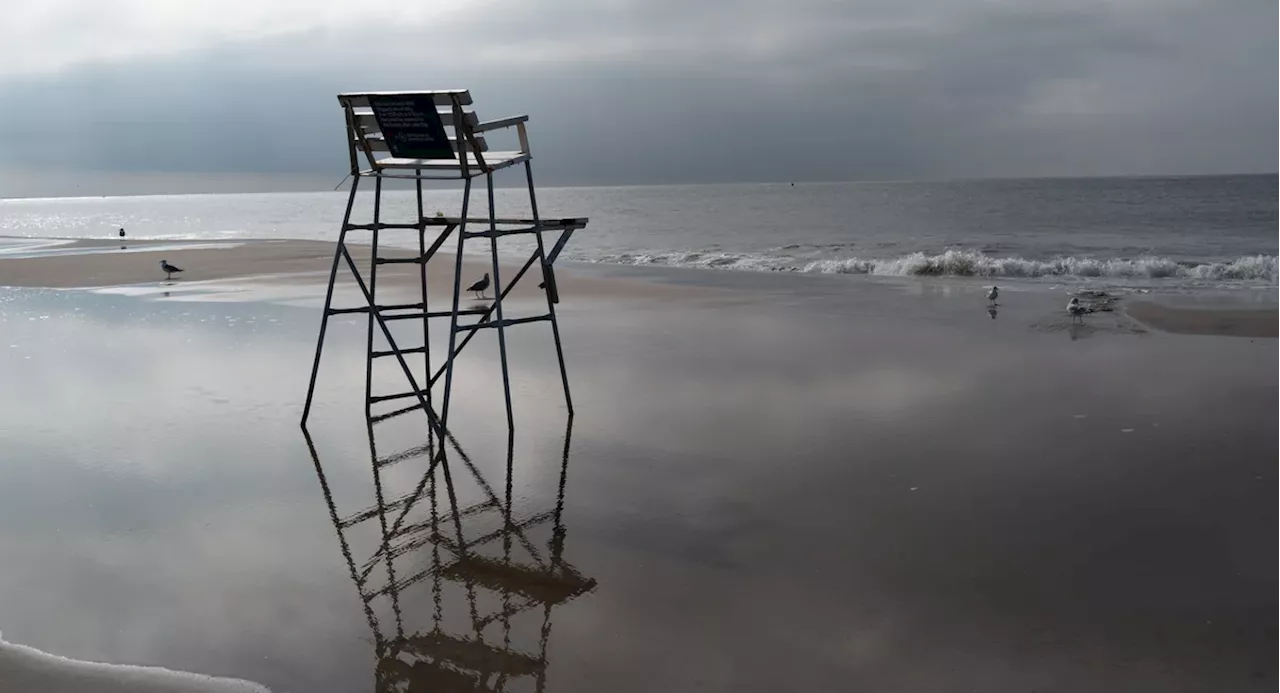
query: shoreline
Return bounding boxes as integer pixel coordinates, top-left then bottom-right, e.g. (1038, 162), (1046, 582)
(0, 237), (1274, 338)
(0, 237), (732, 303)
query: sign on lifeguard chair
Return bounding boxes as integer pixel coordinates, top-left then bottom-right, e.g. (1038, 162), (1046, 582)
(366, 94), (454, 159)
(301, 90), (587, 433)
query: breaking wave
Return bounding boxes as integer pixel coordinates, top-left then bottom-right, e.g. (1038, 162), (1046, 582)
(588, 249), (1278, 283)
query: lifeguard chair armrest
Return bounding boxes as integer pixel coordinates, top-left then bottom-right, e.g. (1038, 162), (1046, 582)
(474, 115), (530, 133)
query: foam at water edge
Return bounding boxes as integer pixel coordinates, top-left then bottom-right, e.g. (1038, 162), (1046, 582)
(0, 635), (271, 693)
(587, 250), (1278, 283)
(0, 238), (74, 255)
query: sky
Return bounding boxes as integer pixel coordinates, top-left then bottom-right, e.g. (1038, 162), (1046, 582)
(0, 0), (1275, 196)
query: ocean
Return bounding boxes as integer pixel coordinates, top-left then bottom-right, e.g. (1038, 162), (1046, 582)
(1, 174), (1275, 292)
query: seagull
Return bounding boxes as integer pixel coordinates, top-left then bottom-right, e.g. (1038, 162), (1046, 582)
(1067, 297), (1085, 323)
(159, 259), (184, 280)
(986, 286), (999, 305)
(466, 272), (490, 299)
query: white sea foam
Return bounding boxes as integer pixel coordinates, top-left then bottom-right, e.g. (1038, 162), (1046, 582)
(0, 238), (75, 256)
(0, 635), (271, 693)
(588, 249), (1278, 284)
(593, 251), (797, 273)
(0, 241), (250, 260)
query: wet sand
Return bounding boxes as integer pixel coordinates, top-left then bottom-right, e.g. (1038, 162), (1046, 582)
(0, 255), (1275, 692)
(1126, 300), (1276, 338)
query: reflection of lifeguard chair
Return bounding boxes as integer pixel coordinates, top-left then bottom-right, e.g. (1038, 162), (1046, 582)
(305, 413), (595, 692)
(301, 90), (585, 432)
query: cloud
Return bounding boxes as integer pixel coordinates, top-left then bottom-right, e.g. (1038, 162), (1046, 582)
(0, 0), (1273, 193)
(0, 0), (483, 77)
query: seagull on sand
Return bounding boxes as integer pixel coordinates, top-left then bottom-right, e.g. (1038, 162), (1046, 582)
(467, 272), (490, 299)
(986, 286), (999, 305)
(159, 260), (184, 280)
(1067, 297), (1086, 323)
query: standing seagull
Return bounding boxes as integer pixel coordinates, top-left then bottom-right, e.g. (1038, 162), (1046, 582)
(159, 259), (184, 280)
(1067, 297), (1085, 323)
(467, 272), (490, 299)
(986, 286), (999, 305)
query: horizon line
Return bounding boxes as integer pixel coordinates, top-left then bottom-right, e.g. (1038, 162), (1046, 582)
(1, 170), (1275, 202)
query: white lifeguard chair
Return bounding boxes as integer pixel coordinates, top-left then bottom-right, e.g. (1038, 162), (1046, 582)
(301, 90), (585, 432)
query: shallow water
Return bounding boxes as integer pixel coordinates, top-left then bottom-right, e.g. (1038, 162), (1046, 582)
(0, 278), (1275, 692)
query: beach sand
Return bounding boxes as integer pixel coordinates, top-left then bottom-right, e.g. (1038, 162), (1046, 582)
(1126, 300), (1276, 338)
(0, 242), (1275, 692)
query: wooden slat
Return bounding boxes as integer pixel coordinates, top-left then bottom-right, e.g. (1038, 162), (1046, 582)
(372, 152), (530, 171)
(334, 216), (585, 228)
(356, 134), (489, 153)
(338, 90), (472, 107)
(426, 216), (587, 227)
(354, 111), (479, 130)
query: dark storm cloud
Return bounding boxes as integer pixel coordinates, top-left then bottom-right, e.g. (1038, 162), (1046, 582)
(0, 0), (1273, 194)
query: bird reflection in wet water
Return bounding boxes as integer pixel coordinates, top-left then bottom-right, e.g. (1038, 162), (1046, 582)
(304, 411), (594, 692)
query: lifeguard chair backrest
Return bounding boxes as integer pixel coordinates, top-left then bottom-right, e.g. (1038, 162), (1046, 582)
(337, 90), (489, 171)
